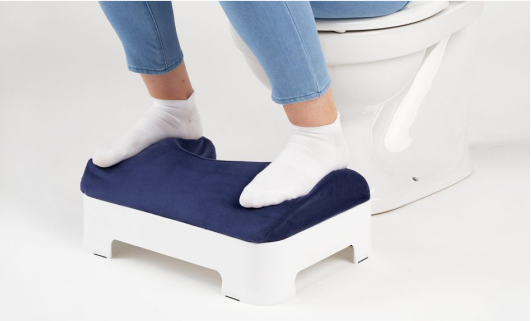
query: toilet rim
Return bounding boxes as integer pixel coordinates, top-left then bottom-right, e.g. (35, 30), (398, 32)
(315, 1), (450, 33)
(316, 1), (483, 65)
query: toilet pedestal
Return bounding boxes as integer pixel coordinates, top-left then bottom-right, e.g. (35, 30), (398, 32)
(334, 21), (478, 214)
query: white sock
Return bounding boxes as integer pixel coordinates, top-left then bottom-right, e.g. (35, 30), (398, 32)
(93, 92), (202, 167)
(240, 113), (350, 208)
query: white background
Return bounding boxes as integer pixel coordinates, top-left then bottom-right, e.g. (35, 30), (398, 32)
(0, 1), (529, 320)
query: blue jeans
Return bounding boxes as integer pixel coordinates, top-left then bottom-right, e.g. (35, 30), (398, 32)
(99, 1), (408, 104)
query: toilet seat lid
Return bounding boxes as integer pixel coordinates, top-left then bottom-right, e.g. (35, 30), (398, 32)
(315, 1), (449, 32)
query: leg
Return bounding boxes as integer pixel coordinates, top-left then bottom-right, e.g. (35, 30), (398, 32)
(83, 234), (114, 259)
(221, 268), (297, 305)
(93, 2), (202, 167)
(221, 2), (349, 207)
(141, 62), (193, 100)
(83, 195), (115, 258)
(350, 202), (372, 264)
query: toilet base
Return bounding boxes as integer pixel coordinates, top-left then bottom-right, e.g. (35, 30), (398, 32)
(368, 159), (473, 214)
(336, 19), (480, 215)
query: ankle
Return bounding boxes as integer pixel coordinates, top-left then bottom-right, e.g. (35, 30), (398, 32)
(141, 61), (194, 100)
(283, 90), (337, 127)
(153, 91), (197, 109)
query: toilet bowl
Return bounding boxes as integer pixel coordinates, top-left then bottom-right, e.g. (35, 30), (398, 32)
(230, 1), (484, 214)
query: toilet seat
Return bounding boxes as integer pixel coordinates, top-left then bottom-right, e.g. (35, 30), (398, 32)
(315, 1), (449, 32)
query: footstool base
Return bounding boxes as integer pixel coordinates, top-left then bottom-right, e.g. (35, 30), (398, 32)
(83, 195), (371, 305)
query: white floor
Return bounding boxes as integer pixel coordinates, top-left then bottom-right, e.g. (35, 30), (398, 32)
(0, 2), (529, 320)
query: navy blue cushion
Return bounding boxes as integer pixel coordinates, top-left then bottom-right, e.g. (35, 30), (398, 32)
(80, 137), (370, 243)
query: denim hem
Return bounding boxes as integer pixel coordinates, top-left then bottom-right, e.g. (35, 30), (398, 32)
(127, 54), (184, 75)
(272, 79), (331, 105)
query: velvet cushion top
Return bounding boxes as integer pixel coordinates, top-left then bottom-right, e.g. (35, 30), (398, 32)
(80, 137), (370, 243)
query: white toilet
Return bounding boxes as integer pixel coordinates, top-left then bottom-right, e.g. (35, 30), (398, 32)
(230, 1), (484, 214)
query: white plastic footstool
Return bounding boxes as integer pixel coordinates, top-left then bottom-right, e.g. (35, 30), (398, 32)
(83, 195), (371, 305)
(81, 137), (372, 305)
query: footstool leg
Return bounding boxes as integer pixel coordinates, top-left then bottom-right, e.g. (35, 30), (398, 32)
(220, 267), (298, 305)
(351, 240), (370, 264)
(351, 205), (372, 264)
(83, 234), (114, 259)
(83, 196), (115, 259)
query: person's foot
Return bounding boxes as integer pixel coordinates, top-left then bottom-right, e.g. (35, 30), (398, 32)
(92, 92), (202, 167)
(240, 113), (350, 208)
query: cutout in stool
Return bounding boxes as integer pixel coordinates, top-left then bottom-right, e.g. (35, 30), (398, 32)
(81, 137), (371, 305)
